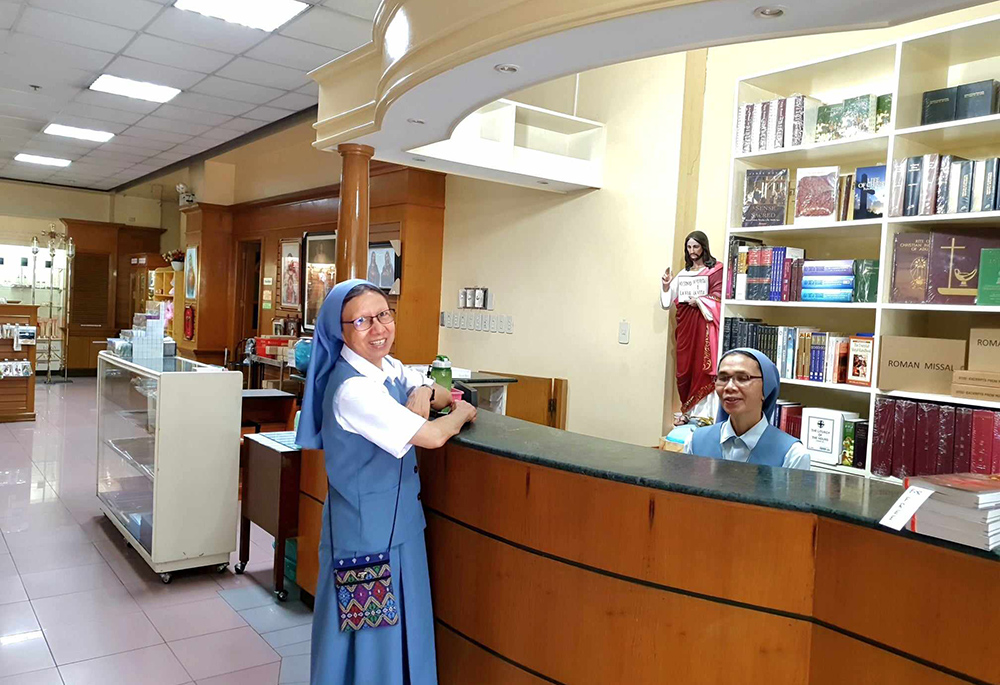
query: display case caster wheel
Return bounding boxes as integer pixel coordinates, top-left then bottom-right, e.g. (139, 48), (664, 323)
(216, 563), (228, 574)
(159, 572), (172, 584)
(275, 589), (288, 602)
(234, 562), (246, 575)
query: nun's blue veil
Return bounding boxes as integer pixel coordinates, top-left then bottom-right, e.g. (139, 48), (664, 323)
(715, 347), (781, 424)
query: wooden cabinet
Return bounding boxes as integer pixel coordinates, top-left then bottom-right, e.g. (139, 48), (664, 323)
(0, 304), (38, 422)
(178, 204), (234, 366)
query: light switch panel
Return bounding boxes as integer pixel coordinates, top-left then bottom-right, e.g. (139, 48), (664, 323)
(618, 320), (630, 345)
(458, 289), (466, 308)
(505, 315), (513, 334)
(459, 312), (466, 329)
(475, 313), (483, 330)
(444, 311), (452, 328)
(490, 314), (498, 332)
(486, 291), (495, 311)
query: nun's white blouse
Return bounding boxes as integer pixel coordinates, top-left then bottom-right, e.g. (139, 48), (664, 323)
(682, 416), (811, 470)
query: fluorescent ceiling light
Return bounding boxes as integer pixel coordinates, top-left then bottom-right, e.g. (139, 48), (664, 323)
(14, 153), (71, 167)
(174, 0), (308, 32)
(89, 74), (180, 104)
(44, 124), (114, 143)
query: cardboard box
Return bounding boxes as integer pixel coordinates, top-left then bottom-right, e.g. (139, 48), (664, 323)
(952, 383), (1000, 402)
(878, 336), (966, 394)
(968, 328), (1000, 371)
(954, 369), (1000, 388)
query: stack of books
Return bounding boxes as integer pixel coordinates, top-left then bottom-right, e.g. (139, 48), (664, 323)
(872, 397), (1000, 479)
(905, 473), (1000, 552)
(727, 251), (878, 303)
(921, 80), (999, 126)
(888, 154), (1000, 217)
(770, 402), (868, 468)
(889, 230), (1000, 305)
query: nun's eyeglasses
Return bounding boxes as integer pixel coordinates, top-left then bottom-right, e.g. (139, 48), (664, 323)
(343, 309), (395, 331)
(715, 374), (762, 387)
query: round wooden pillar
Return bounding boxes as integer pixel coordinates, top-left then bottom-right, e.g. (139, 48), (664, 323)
(335, 143), (375, 283)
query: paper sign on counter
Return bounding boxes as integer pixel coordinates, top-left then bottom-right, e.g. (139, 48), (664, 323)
(879, 486), (935, 530)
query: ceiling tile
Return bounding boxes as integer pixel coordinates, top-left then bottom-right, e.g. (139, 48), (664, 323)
(124, 34), (234, 74)
(0, 98), (62, 121)
(266, 92), (318, 111)
(50, 115), (129, 135)
(72, 89), (161, 115)
(72, 156), (132, 171)
(190, 76), (283, 105)
(135, 115), (211, 136)
(0, 116), (45, 134)
(61, 102), (145, 125)
(111, 134), (175, 151)
(124, 163), (164, 176)
(120, 125), (192, 144)
(218, 117), (264, 133)
(29, 0), (162, 30)
(146, 7), (267, 54)
(18, 7), (136, 53)
(242, 106), (295, 123)
(16, 142), (87, 160)
(3, 33), (115, 73)
(0, 3), (18, 30)
(0, 58), (95, 94)
(198, 127), (241, 142)
(170, 140), (214, 155)
(216, 58), (309, 91)
(150, 150), (189, 163)
(151, 104), (231, 127)
(279, 7), (370, 52)
(23, 136), (97, 156)
(245, 35), (344, 72)
(2, 87), (75, 114)
(169, 92), (254, 116)
(97, 141), (164, 157)
(322, 0), (380, 21)
(104, 56), (207, 90)
(296, 83), (318, 95)
(85, 148), (151, 164)
(3, 167), (56, 181)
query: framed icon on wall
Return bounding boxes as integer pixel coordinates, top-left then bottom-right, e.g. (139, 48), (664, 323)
(367, 240), (401, 295)
(279, 238), (301, 310)
(302, 231), (336, 332)
(184, 246), (198, 300)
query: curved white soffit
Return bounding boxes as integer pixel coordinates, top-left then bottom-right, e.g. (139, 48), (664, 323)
(346, 0), (986, 163)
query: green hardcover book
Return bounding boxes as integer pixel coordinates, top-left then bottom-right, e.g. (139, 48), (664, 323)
(876, 94), (892, 132)
(842, 94), (877, 138)
(841, 419), (858, 466)
(815, 103), (844, 142)
(977, 248), (1000, 306)
(852, 259), (880, 303)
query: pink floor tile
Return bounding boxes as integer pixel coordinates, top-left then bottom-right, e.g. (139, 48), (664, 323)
(195, 662), (279, 685)
(44, 612), (163, 665)
(0, 577), (28, 606)
(20, 561), (123, 600)
(125, 574), (224, 612)
(0, 556), (17, 578)
(0, 667), (63, 684)
(0, 503), (78, 536)
(58, 644), (192, 685)
(0, 602), (39, 639)
(0, 631), (54, 678)
(9, 541), (105, 575)
(3, 523), (90, 551)
(31, 585), (141, 629)
(168, 627), (278, 681)
(145, 597), (248, 642)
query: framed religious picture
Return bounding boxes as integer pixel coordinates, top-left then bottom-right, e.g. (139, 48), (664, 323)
(184, 246), (198, 300)
(302, 231), (337, 331)
(279, 239), (301, 310)
(367, 240), (402, 294)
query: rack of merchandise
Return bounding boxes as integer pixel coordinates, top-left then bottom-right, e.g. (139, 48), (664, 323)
(723, 14), (1000, 483)
(0, 304), (37, 422)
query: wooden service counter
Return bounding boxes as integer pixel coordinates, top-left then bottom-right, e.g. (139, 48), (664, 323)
(419, 411), (1000, 685)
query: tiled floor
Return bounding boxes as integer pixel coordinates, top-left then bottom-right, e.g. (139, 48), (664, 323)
(0, 380), (312, 684)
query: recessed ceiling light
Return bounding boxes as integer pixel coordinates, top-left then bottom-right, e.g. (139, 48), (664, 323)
(44, 124), (114, 143)
(494, 64), (520, 74)
(412, 157), (427, 163)
(89, 74), (180, 103)
(407, 118), (426, 125)
(537, 180), (549, 185)
(174, 0), (308, 32)
(15, 153), (71, 167)
(753, 5), (785, 18)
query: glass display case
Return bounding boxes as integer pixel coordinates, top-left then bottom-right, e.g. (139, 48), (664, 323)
(97, 351), (242, 583)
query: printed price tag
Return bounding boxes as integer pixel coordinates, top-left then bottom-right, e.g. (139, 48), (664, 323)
(879, 486), (934, 531)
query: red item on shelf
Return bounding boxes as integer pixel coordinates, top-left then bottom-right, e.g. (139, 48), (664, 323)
(954, 407), (973, 473)
(892, 400), (917, 479)
(971, 409), (995, 474)
(914, 403), (937, 476)
(871, 397), (895, 477)
(935, 405), (956, 474)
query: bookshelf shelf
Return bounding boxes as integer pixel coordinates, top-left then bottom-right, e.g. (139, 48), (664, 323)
(894, 113), (1000, 149)
(880, 302), (1000, 313)
(782, 378), (873, 394)
(728, 219), (882, 242)
(725, 300), (878, 310)
(734, 133), (890, 167)
(878, 389), (1000, 411)
(886, 210), (1000, 227)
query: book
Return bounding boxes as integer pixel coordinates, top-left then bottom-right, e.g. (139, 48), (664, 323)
(758, 100), (771, 151)
(915, 403), (938, 476)
(956, 79), (999, 119)
(970, 410), (992, 474)
(994, 412), (1000, 475)
(735, 245), (752, 300)
(842, 94), (877, 138)
(750, 102), (762, 153)
(742, 169), (789, 226)
(927, 230), (1000, 305)
(875, 93), (892, 132)
(853, 165), (886, 219)
(794, 167), (839, 225)
(935, 155), (954, 215)
(769, 246), (786, 301)
(952, 384), (1000, 402)
(786, 94), (820, 147)
(802, 259), (853, 275)
(872, 397), (895, 477)
(814, 103), (843, 142)
(954, 369), (1000, 388)
(889, 232), (930, 303)
(853, 419), (869, 469)
(919, 154), (940, 215)
(774, 98), (787, 150)
(907, 473), (1000, 507)
(936, 405), (956, 474)
(801, 288), (852, 303)
(972, 160), (987, 212)
(802, 407), (859, 465)
(842, 418), (861, 466)
(835, 339), (850, 384)
(737, 103), (754, 154)
(978, 248), (1000, 306)
(983, 158), (999, 212)
(852, 259), (879, 303)
(892, 399), (917, 478)
(801, 275), (854, 290)
(955, 407), (974, 473)
(888, 158), (906, 218)
(810, 332), (827, 381)
(903, 156), (923, 216)
(846, 336), (874, 386)
(946, 160), (963, 214)
(921, 86), (958, 125)
(958, 160), (975, 212)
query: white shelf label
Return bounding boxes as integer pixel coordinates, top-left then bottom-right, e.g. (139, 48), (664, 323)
(879, 486), (934, 531)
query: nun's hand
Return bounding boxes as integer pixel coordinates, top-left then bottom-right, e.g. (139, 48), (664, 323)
(406, 386), (432, 419)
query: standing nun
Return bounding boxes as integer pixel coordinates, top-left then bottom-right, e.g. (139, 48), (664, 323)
(296, 279), (477, 684)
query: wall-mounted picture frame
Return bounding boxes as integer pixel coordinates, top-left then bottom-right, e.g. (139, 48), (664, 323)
(272, 318), (286, 336)
(367, 240), (401, 295)
(184, 246), (198, 300)
(279, 238), (301, 310)
(302, 231), (337, 331)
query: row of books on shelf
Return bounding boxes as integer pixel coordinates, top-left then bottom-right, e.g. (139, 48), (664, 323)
(921, 79), (999, 126)
(741, 165), (885, 227)
(723, 318), (874, 386)
(890, 230), (1000, 306)
(887, 154), (1000, 217)
(905, 473), (1000, 552)
(725, 242), (878, 304)
(734, 93), (891, 155)
(772, 402), (868, 467)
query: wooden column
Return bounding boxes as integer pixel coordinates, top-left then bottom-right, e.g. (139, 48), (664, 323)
(335, 143), (375, 283)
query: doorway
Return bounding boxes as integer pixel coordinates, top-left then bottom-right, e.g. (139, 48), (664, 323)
(235, 240), (262, 348)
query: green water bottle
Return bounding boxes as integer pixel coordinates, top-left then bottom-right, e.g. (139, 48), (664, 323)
(429, 355), (453, 390)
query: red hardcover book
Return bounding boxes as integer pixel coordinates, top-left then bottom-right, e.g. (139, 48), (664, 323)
(892, 400), (917, 478)
(914, 403), (938, 476)
(971, 409), (994, 474)
(781, 406), (803, 435)
(781, 257), (792, 301)
(993, 412), (1000, 474)
(836, 341), (850, 384)
(935, 405), (956, 474)
(954, 407), (973, 473)
(786, 414), (802, 439)
(871, 397), (895, 477)
(747, 247), (760, 300)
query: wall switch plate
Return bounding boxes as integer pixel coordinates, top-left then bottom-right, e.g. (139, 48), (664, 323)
(618, 320), (630, 344)
(475, 313), (483, 330)
(458, 312), (466, 328)
(440, 312), (445, 327)
(458, 290), (466, 308)
(453, 312), (459, 328)
(444, 311), (452, 328)
(490, 314), (498, 332)
(486, 291), (495, 310)
(505, 315), (513, 334)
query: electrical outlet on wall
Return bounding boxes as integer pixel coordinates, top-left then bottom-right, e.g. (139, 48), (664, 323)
(505, 315), (513, 334)
(618, 320), (630, 345)
(490, 314), (498, 333)
(444, 312), (452, 328)
(475, 313), (483, 331)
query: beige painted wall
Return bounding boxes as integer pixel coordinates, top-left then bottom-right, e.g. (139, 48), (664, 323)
(439, 53), (689, 446)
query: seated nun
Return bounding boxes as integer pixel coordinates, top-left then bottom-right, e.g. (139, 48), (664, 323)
(684, 347), (810, 470)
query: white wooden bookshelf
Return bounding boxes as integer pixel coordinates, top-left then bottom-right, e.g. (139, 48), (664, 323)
(722, 13), (1000, 480)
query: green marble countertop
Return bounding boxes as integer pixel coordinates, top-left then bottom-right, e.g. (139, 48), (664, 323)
(451, 411), (999, 561)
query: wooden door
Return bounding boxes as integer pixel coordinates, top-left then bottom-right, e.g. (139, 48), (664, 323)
(482, 372), (568, 429)
(234, 240), (262, 344)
